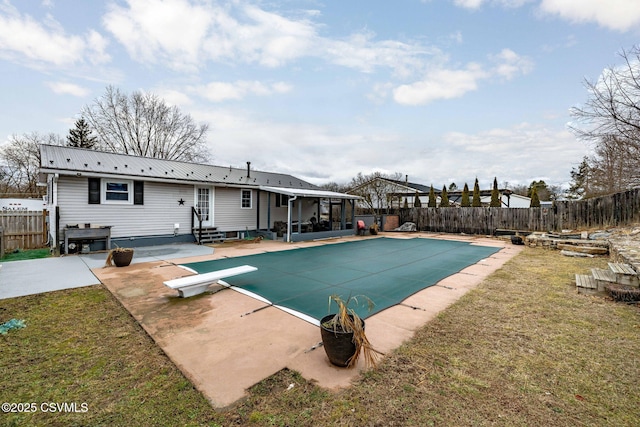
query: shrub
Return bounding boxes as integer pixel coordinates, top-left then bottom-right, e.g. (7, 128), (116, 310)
(413, 191), (422, 207)
(472, 178), (481, 207)
(440, 186), (450, 207)
(428, 186), (437, 207)
(461, 183), (470, 207)
(490, 177), (501, 207)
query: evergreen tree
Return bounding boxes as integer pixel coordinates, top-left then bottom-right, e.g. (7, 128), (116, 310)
(67, 118), (97, 149)
(440, 186), (450, 207)
(428, 186), (437, 207)
(527, 180), (556, 201)
(489, 177), (501, 207)
(567, 157), (590, 200)
(461, 183), (470, 207)
(472, 178), (481, 207)
(403, 197), (409, 208)
(530, 186), (541, 207)
(413, 191), (422, 207)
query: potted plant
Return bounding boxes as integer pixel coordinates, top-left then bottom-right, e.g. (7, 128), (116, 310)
(320, 295), (383, 368)
(104, 246), (134, 267)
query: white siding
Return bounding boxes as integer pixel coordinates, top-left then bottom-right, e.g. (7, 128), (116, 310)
(57, 176), (193, 238)
(263, 193), (317, 228)
(213, 187), (256, 231)
(213, 188), (318, 232)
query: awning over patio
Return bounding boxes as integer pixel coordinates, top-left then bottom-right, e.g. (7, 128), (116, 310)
(258, 186), (360, 200)
(258, 186), (359, 242)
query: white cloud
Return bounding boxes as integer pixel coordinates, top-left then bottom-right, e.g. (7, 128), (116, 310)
(47, 82), (90, 97)
(392, 49), (532, 105)
(453, 0), (532, 10)
(192, 107), (582, 187)
(454, 0), (484, 9)
(452, 0), (640, 32)
(490, 48), (534, 79)
(239, 4), (317, 67)
(103, 0), (317, 71)
(102, 0), (433, 77)
(192, 107), (408, 183)
(540, 0), (640, 32)
(153, 88), (193, 107)
(0, 3), (109, 68)
(103, 0), (212, 71)
(440, 123), (586, 186)
(393, 63), (486, 105)
(192, 80), (292, 102)
(321, 31), (435, 77)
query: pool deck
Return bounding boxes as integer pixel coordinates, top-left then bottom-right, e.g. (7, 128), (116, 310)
(93, 232), (522, 408)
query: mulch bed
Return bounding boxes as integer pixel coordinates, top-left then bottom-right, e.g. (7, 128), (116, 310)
(606, 284), (640, 302)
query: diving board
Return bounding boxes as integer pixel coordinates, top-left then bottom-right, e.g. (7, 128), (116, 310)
(164, 265), (258, 298)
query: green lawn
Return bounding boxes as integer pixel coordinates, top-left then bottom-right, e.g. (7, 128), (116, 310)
(1, 248), (51, 262)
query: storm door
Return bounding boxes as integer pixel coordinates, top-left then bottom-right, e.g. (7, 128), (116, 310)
(195, 187), (213, 227)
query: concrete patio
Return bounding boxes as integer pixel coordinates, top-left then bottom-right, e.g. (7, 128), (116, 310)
(92, 233), (522, 408)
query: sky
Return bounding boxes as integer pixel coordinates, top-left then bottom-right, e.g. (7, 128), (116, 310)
(1, 0), (640, 190)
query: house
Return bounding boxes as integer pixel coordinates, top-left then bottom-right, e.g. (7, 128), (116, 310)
(448, 189), (532, 208)
(348, 176), (435, 211)
(39, 145), (359, 253)
(349, 175), (532, 209)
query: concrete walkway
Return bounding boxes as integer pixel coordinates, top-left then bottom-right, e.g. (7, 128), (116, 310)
(0, 244), (215, 300)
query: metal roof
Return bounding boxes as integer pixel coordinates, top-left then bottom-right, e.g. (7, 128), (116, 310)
(39, 145), (318, 190)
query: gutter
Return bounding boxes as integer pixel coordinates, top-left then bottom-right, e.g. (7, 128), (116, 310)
(286, 195), (298, 243)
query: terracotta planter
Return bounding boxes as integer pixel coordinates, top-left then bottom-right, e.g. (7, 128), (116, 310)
(320, 314), (364, 367)
(112, 249), (134, 267)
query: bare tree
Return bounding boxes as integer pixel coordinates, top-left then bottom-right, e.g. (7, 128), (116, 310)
(589, 135), (640, 194)
(320, 181), (350, 193)
(347, 171), (404, 214)
(82, 86), (211, 162)
(570, 46), (640, 148)
(0, 132), (63, 197)
(569, 46), (640, 197)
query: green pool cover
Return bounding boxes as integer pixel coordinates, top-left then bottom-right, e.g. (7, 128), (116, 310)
(180, 237), (500, 324)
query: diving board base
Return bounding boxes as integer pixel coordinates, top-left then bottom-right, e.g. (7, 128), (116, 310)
(164, 265), (258, 298)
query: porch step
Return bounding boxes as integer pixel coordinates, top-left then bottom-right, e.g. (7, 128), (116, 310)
(575, 262), (640, 294)
(591, 268), (616, 291)
(608, 262), (639, 287)
(575, 274), (597, 289)
(193, 227), (226, 244)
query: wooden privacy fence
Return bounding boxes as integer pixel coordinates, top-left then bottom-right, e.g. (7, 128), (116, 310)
(398, 188), (640, 235)
(0, 210), (48, 253)
(398, 207), (556, 234)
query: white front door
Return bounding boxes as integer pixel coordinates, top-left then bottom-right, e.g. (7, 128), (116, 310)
(195, 187), (213, 227)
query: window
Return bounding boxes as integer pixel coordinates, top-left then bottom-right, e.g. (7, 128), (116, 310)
(87, 178), (144, 205)
(101, 179), (133, 204)
(241, 189), (252, 209)
(88, 178), (100, 204)
(275, 193), (289, 207)
(133, 181), (144, 205)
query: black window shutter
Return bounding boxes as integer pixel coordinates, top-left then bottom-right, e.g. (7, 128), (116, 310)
(134, 181), (144, 205)
(88, 178), (100, 204)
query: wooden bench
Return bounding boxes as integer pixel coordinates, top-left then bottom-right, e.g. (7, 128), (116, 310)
(164, 265), (257, 298)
